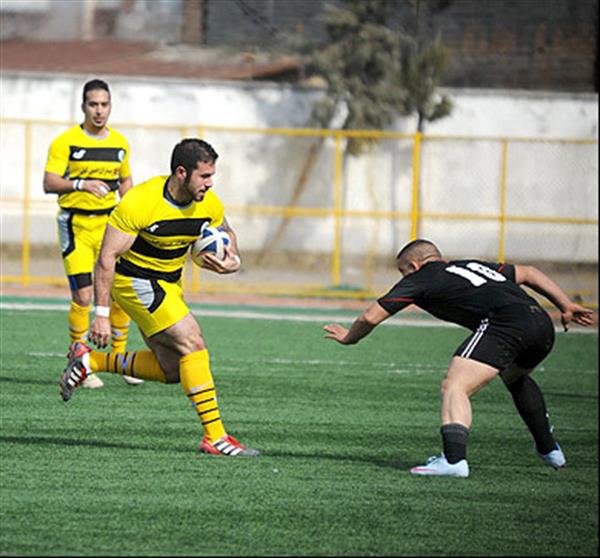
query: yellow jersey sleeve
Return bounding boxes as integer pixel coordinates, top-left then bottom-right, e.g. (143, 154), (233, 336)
(108, 183), (153, 236)
(45, 133), (70, 177)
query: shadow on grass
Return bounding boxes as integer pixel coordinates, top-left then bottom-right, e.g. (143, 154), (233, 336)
(0, 434), (190, 453)
(0, 374), (58, 386)
(260, 448), (412, 470)
(0, 434), (414, 469)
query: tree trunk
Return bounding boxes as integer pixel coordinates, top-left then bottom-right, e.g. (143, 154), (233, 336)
(417, 110), (425, 133)
(256, 137), (325, 264)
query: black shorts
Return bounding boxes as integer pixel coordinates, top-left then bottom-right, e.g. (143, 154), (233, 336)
(454, 304), (555, 371)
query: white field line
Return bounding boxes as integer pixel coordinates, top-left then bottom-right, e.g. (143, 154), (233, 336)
(2, 301), (597, 334)
(223, 356), (444, 371)
(0, 301), (446, 328)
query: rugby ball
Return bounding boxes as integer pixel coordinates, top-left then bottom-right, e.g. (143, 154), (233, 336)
(191, 226), (230, 265)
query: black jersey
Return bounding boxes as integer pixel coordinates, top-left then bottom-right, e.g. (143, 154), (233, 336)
(377, 260), (541, 331)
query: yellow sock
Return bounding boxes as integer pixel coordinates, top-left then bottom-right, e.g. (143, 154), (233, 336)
(109, 301), (130, 353)
(68, 301), (90, 343)
(89, 350), (167, 383)
(180, 350), (226, 442)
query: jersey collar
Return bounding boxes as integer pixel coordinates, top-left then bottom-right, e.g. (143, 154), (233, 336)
(163, 177), (193, 209)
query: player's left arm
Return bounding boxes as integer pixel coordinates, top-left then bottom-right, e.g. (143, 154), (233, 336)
(201, 216), (241, 274)
(324, 302), (391, 345)
(514, 264), (596, 330)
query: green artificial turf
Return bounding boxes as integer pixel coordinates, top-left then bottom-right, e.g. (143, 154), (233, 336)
(0, 299), (597, 556)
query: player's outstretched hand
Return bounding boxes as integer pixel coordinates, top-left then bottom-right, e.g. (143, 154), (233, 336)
(89, 316), (112, 348)
(323, 323), (349, 344)
(560, 302), (596, 331)
(201, 246), (241, 274)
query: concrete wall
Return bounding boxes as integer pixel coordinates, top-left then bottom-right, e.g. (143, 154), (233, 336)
(2, 72), (597, 133)
(2, 0), (597, 92)
(0, 71), (598, 263)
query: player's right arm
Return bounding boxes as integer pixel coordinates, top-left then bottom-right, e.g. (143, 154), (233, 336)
(324, 302), (391, 345)
(514, 264), (596, 331)
(89, 224), (136, 348)
(44, 134), (111, 198)
(43, 171), (111, 198)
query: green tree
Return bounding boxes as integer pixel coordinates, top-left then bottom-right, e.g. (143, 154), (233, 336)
(260, 0), (452, 261)
(396, 33), (452, 132)
(310, 0), (452, 144)
(310, 0), (404, 155)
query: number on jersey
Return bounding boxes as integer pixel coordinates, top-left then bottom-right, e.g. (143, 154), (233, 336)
(446, 262), (506, 287)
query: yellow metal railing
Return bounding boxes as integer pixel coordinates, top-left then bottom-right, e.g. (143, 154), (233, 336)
(21, 121), (32, 286)
(1, 118), (597, 301)
(332, 133), (344, 286)
(410, 131), (422, 240)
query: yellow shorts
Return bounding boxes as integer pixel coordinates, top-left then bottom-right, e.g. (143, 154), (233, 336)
(57, 209), (109, 285)
(111, 273), (190, 337)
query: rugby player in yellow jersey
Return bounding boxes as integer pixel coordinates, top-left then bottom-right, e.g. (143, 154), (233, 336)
(44, 79), (142, 388)
(59, 138), (259, 457)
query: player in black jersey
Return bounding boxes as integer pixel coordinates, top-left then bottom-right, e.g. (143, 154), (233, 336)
(324, 239), (595, 478)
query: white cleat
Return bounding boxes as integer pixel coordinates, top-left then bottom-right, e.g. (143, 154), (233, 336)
(122, 375), (144, 385)
(410, 454), (470, 478)
(538, 444), (566, 469)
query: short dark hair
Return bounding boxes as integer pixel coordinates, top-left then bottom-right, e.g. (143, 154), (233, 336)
(170, 138), (219, 175)
(82, 79), (110, 103)
(396, 239), (442, 264)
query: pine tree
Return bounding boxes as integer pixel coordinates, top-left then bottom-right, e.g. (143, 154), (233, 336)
(396, 33), (452, 132)
(310, 0), (452, 145)
(260, 0), (453, 260)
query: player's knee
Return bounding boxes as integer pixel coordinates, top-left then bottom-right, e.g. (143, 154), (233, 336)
(440, 377), (467, 400)
(72, 289), (92, 307)
(440, 376), (452, 397)
(179, 334), (206, 354)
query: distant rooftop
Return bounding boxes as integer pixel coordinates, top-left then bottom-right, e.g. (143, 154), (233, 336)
(0, 40), (304, 81)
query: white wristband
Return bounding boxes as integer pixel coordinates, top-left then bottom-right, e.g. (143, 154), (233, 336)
(73, 179), (84, 191)
(95, 305), (110, 318)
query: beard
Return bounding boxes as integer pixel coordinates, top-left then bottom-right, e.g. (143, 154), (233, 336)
(182, 175), (205, 202)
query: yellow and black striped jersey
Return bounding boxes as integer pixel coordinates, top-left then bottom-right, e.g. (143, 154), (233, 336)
(45, 124), (131, 212)
(109, 175), (224, 282)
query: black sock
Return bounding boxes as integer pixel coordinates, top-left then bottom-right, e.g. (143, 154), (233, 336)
(506, 375), (557, 455)
(441, 423), (469, 464)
